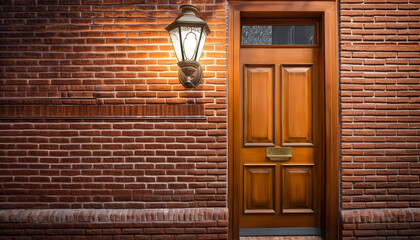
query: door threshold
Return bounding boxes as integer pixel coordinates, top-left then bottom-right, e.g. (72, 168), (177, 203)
(240, 237), (322, 240)
(240, 228), (321, 237)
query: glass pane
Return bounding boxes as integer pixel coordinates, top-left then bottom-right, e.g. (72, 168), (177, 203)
(195, 31), (207, 62)
(168, 27), (183, 62)
(180, 26), (201, 61)
(242, 25), (315, 46)
(241, 25), (273, 45)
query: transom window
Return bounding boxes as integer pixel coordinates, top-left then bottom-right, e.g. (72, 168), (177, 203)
(241, 20), (318, 47)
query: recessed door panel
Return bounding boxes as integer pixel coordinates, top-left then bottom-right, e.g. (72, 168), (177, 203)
(244, 165), (275, 214)
(282, 165), (314, 213)
(244, 65), (275, 146)
(282, 65), (313, 146)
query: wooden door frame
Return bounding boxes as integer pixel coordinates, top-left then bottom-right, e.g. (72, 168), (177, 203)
(227, 1), (339, 239)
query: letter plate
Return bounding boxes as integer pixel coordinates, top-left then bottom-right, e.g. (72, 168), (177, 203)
(266, 147), (292, 161)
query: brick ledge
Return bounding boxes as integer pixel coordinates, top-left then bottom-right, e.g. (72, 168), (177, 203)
(0, 208), (228, 224)
(341, 208), (420, 223)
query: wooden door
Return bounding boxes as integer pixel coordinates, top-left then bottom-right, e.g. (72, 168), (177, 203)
(234, 22), (324, 236)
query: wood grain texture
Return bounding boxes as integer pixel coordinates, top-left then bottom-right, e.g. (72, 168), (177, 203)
(244, 65), (275, 146)
(323, 4), (340, 239)
(282, 165), (314, 214)
(229, 1), (339, 238)
(229, 7), (242, 240)
(244, 165), (276, 214)
(238, 47), (320, 228)
(282, 65), (313, 146)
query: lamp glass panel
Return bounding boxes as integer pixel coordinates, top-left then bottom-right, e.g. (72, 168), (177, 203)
(168, 27), (183, 62)
(180, 26), (202, 61)
(195, 31), (207, 62)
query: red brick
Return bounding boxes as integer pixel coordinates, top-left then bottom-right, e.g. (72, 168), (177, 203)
(1, 0), (420, 239)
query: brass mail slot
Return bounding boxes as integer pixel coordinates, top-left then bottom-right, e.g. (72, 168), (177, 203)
(266, 147), (292, 161)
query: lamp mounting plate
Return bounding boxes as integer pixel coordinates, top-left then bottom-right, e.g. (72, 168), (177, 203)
(177, 60), (203, 88)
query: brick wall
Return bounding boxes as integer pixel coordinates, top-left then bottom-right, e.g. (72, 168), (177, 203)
(340, 0), (420, 238)
(0, 208), (228, 239)
(0, 0), (228, 239)
(2, 0), (420, 239)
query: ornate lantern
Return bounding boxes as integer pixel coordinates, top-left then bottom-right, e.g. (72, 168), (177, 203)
(165, 5), (211, 88)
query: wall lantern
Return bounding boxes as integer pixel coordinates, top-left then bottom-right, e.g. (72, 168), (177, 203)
(165, 5), (211, 88)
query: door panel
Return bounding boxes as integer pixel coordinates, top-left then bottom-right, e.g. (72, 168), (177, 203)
(282, 65), (313, 146)
(282, 164), (314, 213)
(244, 65), (275, 146)
(244, 165), (276, 213)
(235, 44), (323, 231)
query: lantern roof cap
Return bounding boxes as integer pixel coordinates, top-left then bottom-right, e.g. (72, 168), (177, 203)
(165, 4), (211, 34)
(180, 5), (198, 14)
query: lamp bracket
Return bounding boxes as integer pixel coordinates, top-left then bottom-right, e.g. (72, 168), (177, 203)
(177, 60), (202, 88)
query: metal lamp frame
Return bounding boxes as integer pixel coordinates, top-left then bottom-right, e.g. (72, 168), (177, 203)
(165, 5), (211, 88)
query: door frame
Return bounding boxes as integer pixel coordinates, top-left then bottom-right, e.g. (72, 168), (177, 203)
(227, 1), (339, 239)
